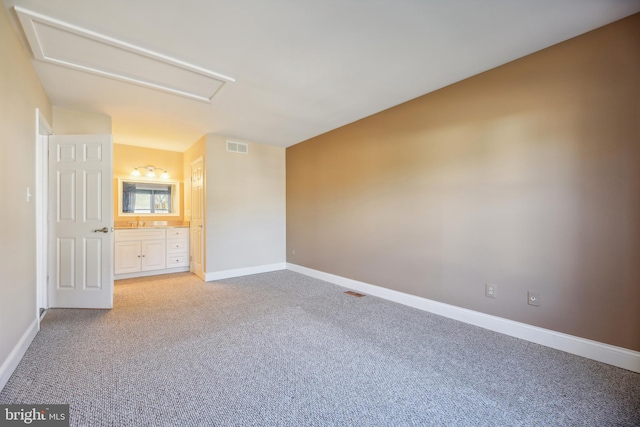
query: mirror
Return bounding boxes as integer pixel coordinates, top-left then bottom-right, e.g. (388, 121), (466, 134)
(118, 178), (180, 216)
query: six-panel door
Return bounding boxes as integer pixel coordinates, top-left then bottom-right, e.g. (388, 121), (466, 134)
(49, 135), (113, 308)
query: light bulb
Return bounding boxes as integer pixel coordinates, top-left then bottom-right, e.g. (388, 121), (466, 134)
(131, 168), (141, 176)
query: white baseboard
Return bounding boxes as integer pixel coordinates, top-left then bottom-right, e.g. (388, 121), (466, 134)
(287, 263), (640, 373)
(205, 262), (287, 282)
(114, 266), (189, 280)
(0, 318), (38, 392)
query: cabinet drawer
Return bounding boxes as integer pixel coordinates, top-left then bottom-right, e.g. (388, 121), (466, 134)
(166, 228), (188, 238)
(166, 239), (187, 253)
(167, 255), (188, 267)
(115, 229), (165, 241)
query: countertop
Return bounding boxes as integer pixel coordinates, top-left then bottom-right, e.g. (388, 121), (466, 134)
(114, 221), (189, 230)
(114, 225), (189, 229)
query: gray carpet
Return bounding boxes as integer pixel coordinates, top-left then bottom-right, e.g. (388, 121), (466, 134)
(1, 270), (638, 426)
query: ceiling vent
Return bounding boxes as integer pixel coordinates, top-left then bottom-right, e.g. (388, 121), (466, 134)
(226, 141), (248, 154)
(14, 6), (235, 103)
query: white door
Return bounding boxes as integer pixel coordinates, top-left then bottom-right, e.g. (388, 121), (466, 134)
(49, 135), (113, 308)
(190, 157), (204, 279)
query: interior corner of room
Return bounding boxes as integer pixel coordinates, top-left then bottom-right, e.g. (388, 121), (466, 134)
(1, 1), (639, 404)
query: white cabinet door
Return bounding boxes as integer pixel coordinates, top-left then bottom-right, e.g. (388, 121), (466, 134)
(49, 134), (113, 308)
(114, 241), (141, 274)
(141, 240), (166, 271)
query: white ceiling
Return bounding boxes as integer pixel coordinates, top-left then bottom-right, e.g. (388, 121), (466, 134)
(4, 0), (640, 152)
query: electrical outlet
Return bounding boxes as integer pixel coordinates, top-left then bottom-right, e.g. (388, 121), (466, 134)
(528, 291), (540, 307)
(291, 249), (295, 256)
(485, 284), (497, 299)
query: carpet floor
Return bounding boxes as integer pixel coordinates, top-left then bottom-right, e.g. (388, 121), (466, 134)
(1, 270), (639, 426)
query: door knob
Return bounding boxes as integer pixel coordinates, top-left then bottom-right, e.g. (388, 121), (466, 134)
(93, 227), (109, 233)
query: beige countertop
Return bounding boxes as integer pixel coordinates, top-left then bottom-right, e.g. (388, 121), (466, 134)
(114, 225), (189, 229)
(114, 221), (189, 230)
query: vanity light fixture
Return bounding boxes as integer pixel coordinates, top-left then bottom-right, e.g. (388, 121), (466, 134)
(130, 166), (170, 179)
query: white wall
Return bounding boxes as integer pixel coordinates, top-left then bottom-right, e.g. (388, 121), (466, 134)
(205, 135), (286, 276)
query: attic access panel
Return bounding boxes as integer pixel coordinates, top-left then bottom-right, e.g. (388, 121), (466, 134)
(14, 6), (235, 102)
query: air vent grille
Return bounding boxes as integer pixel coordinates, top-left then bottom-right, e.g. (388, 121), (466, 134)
(227, 141), (248, 154)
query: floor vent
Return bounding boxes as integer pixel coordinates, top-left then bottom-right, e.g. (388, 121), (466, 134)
(227, 140), (248, 154)
(344, 291), (365, 297)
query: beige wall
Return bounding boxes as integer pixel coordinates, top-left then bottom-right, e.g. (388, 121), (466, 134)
(0, 6), (51, 376)
(113, 144), (184, 223)
(52, 106), (112, 134)
(287, 14), (640, 351)
(206, 135), (286, 272)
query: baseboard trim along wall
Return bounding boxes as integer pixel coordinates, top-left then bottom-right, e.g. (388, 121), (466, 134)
(0, 318), (38, 391)
(205, 262), (287, 282)
(287, 263), (640, 373)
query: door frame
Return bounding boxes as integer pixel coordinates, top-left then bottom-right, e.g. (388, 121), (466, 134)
(35, 109), (51, 327)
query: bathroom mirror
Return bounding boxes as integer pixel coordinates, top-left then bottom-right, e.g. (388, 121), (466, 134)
(117, 178), (180, 216)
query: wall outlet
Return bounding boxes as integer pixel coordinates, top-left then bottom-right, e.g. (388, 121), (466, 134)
(528, 291), (540, 307)
(291, 249), (295, 256)
(485, 284), (497, 298)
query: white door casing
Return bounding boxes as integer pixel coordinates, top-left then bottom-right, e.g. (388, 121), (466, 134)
(49, 135), (113, 308)
(36, 109), (51, 319)
(190, 157), (204, 279)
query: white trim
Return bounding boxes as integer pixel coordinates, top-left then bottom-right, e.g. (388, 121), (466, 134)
(114, 266), (189, 280)
(205, 263), (286, 281)
(35, 109), (51, 327)
(0, 318), (38, 392)
(287, 263), (640, 373)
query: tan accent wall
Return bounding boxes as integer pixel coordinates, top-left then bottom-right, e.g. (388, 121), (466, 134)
(113, 144), (184, 223)
(287, 14), (640, 351)
(52, 106), (112, 134)
(0, 6), (51, 371)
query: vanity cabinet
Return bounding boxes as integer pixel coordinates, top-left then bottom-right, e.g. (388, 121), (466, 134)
(114, 227), (189, 278)
(114, 229), (166, 275)
(166, 228), (189, 268)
